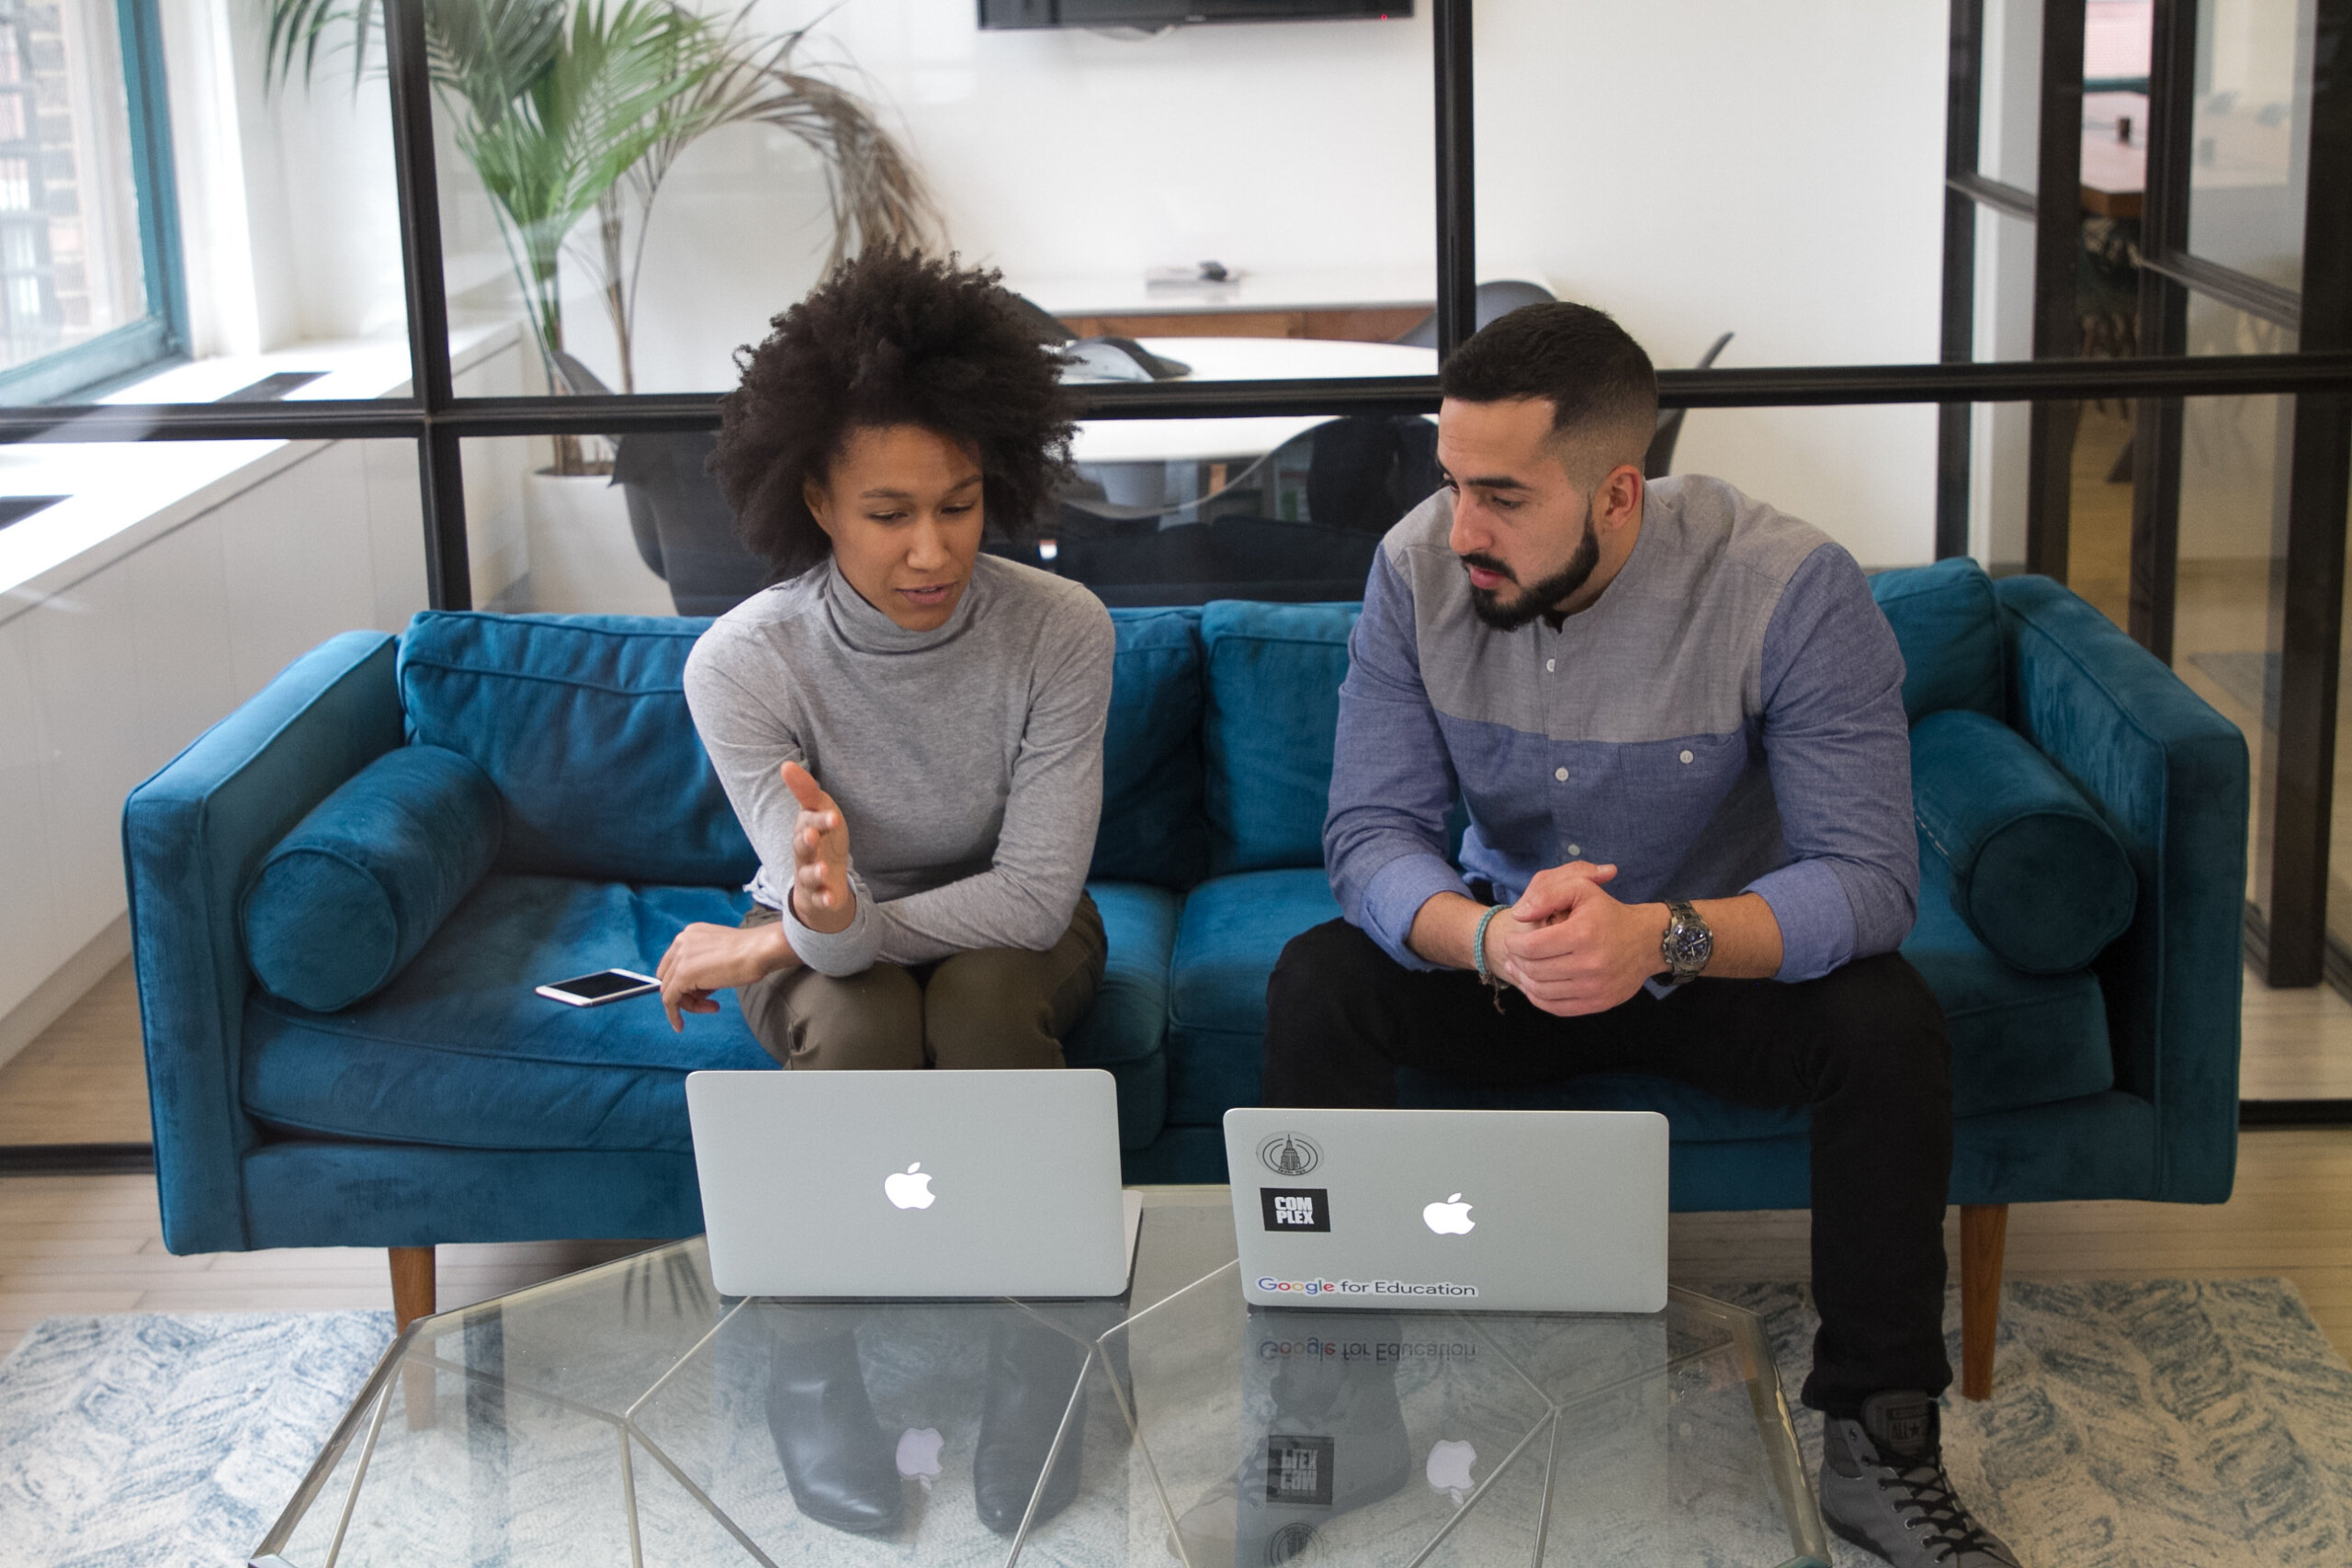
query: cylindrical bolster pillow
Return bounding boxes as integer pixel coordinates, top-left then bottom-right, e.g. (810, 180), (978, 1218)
(1911, 709), (2136, 975)
(241, 745), (503, 1012)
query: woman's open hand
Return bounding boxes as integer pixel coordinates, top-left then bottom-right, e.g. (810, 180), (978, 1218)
(781, 761), (855, 934)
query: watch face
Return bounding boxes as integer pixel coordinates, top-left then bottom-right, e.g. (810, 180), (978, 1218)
(1666, 918), (1712, 971)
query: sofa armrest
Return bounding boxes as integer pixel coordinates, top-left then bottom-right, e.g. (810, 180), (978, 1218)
(1995, 576), (2248, 1201)
(123, 631), (405, 1254)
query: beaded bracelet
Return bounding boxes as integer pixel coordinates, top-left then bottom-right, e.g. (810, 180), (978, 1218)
(1472, 904), (1509, 1013)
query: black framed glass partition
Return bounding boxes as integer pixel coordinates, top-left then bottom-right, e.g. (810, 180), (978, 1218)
(2, 0), (2351, 1087)
(1937, 0), (2352, 1008)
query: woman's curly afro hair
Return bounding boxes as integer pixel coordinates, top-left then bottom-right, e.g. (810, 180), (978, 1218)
(710, 250), (1076, 579)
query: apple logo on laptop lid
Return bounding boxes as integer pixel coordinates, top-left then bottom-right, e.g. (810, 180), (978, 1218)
(1422, 1194), (1475, 1235)
(884, 1163), (936, 1210)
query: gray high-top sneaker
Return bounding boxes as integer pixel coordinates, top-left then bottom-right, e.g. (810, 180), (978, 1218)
(1819, 1392), (2024, 1568)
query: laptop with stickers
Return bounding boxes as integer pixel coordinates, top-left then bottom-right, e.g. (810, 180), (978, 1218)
(1222, 1107), (1669, 1313)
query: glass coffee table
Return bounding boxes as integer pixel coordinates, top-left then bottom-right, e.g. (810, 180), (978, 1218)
(252, 1190), (1828, 1566)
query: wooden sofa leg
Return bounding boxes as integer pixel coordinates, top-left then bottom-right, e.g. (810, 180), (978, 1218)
(390, 1246), (437, 1429)
(1959, 1205), (2007, 1401)
(390, 1245), (437, 1328)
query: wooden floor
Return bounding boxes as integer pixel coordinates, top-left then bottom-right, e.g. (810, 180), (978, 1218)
(2, 960), (2349, 1369)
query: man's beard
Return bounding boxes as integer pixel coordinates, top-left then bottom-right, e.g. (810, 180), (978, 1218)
(1463, 503), (1601, 631)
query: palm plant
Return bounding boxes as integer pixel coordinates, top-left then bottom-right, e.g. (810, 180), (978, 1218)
(262, 0), (939, 413)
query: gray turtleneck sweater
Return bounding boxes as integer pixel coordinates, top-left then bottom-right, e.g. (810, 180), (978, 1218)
(683, 555), (1114, 976)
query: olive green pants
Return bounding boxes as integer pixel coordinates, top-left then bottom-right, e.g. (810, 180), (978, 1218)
(735, 895), (1106, 1071)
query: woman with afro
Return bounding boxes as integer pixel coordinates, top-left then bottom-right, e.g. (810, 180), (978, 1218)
(660, 251), (1113, 1079)
(659, 253), (1114, 1540)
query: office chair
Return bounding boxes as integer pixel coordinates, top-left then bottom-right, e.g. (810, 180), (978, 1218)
(1644, 331), (1735, 479)
(1392, 280), (1559, 348)
(549, 351), (774, 616)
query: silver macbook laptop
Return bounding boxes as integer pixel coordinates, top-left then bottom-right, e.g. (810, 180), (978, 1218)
(687, 1068), (1141, 1299)
(1223, 1107), (1668, 1314)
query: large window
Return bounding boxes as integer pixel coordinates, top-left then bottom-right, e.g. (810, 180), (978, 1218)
(0, 0), (182, 402)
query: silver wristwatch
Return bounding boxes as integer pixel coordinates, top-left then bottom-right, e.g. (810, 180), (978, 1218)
(1658, 899), (1713, 987)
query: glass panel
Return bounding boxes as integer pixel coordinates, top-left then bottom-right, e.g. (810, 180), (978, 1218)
(1020, 412), (1431, 609)
(512, 394), (1947, 620)
(2168, 316), (2287, 924)
(480, 406), (1454, 616)
(2324, 458), (2352, 1070)
(2059, 397), (2131, 626)
(0, 0), (145, 376)
(1665, 403), (1942, 569)
(2086, 0), (2154, 84)
(2082, 6), (2151, 226)
(462, 432), (673, 615)
(1980, 0), (2044, 192)
(1474, 2), (1943, 367)
(2186, 0), (2314, 288)
(431, 3), (1435, 407)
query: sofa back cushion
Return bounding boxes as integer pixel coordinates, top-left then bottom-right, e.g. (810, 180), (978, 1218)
(1201, 601), (1360, 874)
(1094, 608), (1209, 888)
(1912, 708), (2138, 973)
(242, 744), (503, 1011)
(398, 613), (757, 886)
(1870, 557), (2005, 723)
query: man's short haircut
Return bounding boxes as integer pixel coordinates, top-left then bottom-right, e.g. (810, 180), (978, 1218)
(711, 250), (1077, 578)
(1438, 303), (1660, 482)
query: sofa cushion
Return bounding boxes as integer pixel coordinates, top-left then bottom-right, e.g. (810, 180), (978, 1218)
(1166, 868), (1342, 1124)
(1066, 881), (1182, 1149)
(243, 874), (770, 1153)
(398, 613), (757, 887)
(1903, 851), (2114, 1114)
(1870, 558), (2004, 723)
(1912, 709), (2137, 974)
(1397, 854), (2113, 1130)
(1092, 609), (1207, 889)
(242, 745), (503, 1013)
(1200, 601), (1359, 874)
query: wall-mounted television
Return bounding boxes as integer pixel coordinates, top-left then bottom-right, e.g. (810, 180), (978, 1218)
(979, 0), (1408, 28)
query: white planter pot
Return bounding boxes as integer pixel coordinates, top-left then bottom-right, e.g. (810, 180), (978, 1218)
(521, 468), (675, 615)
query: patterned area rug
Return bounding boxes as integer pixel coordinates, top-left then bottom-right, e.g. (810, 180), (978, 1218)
(0, 1312), (393, 1568)
(0, 1282), (2346, 1567)
(1716, 1279), (2352, 1568)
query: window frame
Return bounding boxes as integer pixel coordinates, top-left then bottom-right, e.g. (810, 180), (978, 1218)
(0, 0), (185, 405)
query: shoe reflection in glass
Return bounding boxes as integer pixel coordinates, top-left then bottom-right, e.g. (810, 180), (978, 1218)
(1173, 1309), (1414, 1566)
(763, 1324), (904, 1535)
(973, 1317), (1095, 1534)
(763, 1312), (1104, 1540)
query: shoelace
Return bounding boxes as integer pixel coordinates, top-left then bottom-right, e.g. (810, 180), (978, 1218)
(1878, 1455), (2010, 1563)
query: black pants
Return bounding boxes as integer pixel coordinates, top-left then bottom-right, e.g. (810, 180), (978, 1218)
(1262, 919), (1954, 1416)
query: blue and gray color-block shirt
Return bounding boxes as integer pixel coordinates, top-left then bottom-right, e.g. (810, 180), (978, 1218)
(1326, 474), (1917, 984)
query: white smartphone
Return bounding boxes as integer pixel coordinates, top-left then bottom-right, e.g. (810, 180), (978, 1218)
(536, 968), (661, 1007)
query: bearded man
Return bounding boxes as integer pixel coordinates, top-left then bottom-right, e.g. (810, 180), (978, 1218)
(1263, 303), (2023, 1568)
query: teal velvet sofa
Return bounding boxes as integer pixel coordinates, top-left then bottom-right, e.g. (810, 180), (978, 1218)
(126, 558), (2245, 1392)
